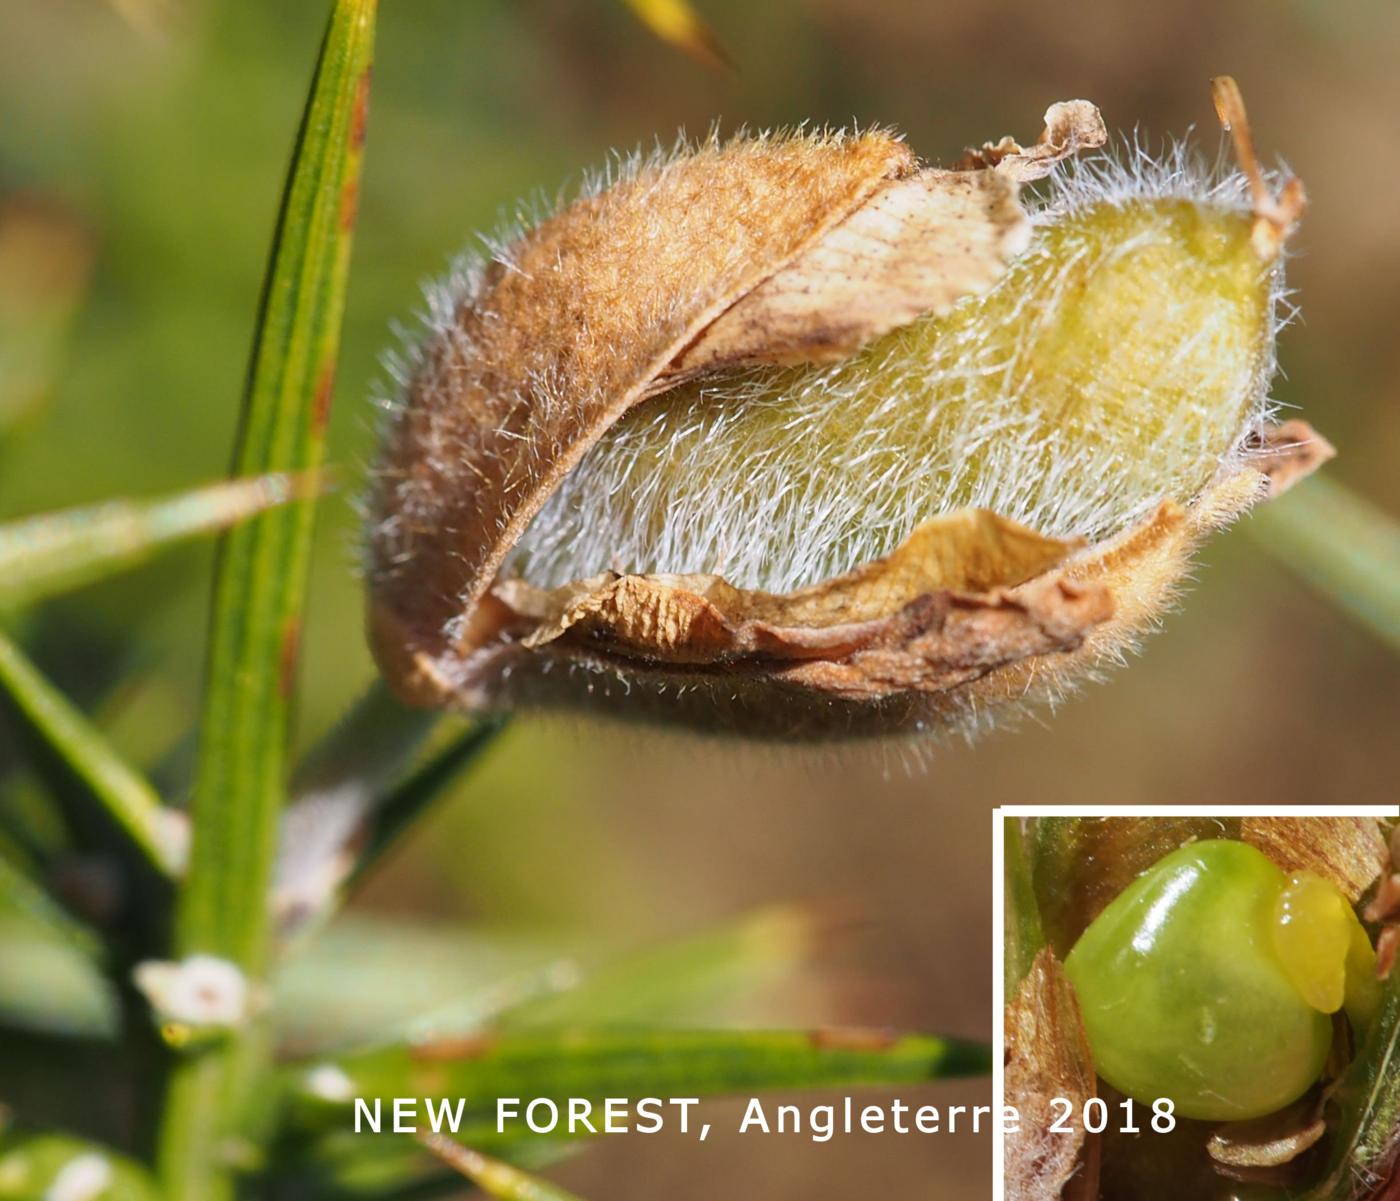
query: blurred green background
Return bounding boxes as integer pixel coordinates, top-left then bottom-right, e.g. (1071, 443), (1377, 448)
(1, 1), (1398, 1196)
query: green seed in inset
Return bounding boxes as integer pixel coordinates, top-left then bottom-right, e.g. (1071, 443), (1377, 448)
(1065, 840), (1341, 1122)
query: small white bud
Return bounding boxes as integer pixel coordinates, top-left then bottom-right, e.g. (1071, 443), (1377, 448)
(302, 1064), (355, 1103)
(133, 955), (250, 1029)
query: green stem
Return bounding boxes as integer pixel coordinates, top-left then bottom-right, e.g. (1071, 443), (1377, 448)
(418, 1134), (587, 1201)
(277, 704), (506, 942)
(1248, 475), (1400, 655)
(337, 716), (505, 899)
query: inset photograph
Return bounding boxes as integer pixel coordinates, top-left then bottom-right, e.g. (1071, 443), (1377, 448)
(998, 810), (1400, 1201)
(4, 2), (1400, 1200)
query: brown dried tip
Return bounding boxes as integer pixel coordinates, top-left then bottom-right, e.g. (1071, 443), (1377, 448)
(958, 100), (1108, 182)
(1207, 1110), (1328, 1170)
(1211, 75), (1306, 259)
(1249, 420), (1336, 498)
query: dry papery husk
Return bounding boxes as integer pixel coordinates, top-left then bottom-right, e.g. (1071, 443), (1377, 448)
(368, 99), (1331, 738)
(1006, 947), (1100, 1201)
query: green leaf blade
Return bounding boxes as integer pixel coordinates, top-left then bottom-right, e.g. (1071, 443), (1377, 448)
(0, 626), (180, 875)
(1302, 966), (1400, 1199)
(287, 1028), (993, 1141)
(157, 2), (377, 1196)
(418, 1135), (587, 1201)
(0, 473), (307, 611)
(496, 905), (821, 1031)
(176, 0), (374, 983)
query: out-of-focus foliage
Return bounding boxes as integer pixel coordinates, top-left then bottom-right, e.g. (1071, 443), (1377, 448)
(0, 627), (177, 874)
(1, 2), (1398, 1199)
(1249, 476), (1400, 656)
(620, 0), (730, 71)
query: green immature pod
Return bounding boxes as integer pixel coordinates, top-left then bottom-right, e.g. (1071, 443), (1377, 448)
(511, 183), (1278, 591)
(1064, 840), (1377, 1123)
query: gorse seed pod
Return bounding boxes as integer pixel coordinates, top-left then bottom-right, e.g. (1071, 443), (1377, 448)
(367, 79), (1330, 738)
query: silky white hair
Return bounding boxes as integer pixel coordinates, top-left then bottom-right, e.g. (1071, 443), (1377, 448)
(501, 138), (1288, 595)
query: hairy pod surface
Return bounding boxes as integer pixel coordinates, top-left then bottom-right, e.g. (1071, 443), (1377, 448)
(367, 84), (1331, 738)
(512, 193), (1274, 589)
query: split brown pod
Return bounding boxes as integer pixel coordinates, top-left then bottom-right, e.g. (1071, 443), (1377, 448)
(367, 79), (1329, 739)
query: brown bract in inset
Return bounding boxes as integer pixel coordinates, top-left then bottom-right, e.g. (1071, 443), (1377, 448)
(1005, 948), (1099, 1201)
(1242, 816), (1388, 904)
(1207, 1113), (1327, 1170)
(1364, 826), (1400, 981)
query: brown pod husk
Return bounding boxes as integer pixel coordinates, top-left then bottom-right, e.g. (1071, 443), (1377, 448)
(1243, 816), (1389, 904)
(366, 96), (1330, 739)
(369, 125), (1040, 702)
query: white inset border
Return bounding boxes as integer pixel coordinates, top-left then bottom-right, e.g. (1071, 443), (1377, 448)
(990, 803), (1398, 1201)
